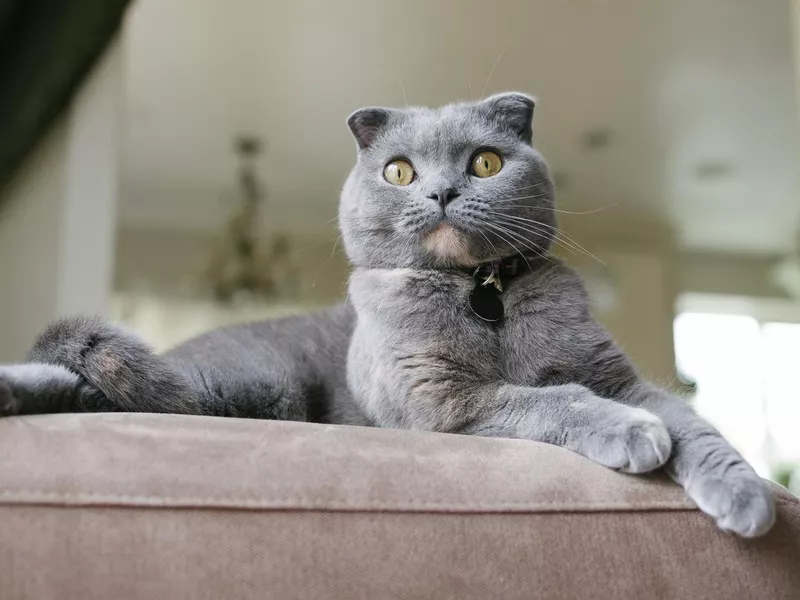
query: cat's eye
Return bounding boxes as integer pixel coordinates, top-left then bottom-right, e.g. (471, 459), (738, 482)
(470, 151), (503, 178)
(384, 159), (415, 186)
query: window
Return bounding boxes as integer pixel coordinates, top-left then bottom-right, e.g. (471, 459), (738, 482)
(674, 305), (800, 493)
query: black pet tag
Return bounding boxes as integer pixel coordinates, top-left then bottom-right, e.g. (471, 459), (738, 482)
(469, 284), (504, 323)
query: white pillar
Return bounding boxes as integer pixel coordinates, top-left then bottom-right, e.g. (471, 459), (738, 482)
(0, 39), (122, 362)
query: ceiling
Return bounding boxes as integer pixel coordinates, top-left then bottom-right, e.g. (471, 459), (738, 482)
(120, 0), (800, 255)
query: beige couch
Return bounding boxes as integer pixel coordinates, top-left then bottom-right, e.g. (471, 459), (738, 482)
(1, 413), (798, 599)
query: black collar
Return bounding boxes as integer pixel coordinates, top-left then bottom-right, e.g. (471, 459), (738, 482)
(461, 254), (535, 292)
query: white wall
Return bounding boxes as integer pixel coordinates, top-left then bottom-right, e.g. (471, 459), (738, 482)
(0, 124), (68, 361)
(0, 40), (122, 361)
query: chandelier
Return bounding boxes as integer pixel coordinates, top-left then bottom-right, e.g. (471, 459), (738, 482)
(203, 135), (293, 304)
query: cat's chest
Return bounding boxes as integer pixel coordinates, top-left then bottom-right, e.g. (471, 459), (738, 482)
(349, 268), (550, 358)
(347, 268), (559, 428)
(349, 268), (474, 327)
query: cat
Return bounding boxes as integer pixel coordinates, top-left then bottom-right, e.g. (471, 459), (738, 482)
(0, 93), (774, 538)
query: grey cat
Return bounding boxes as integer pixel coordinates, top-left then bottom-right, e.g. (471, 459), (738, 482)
(0, 93), (774, 538)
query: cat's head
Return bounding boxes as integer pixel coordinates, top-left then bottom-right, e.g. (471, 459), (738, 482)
(339, 92), (555, 269)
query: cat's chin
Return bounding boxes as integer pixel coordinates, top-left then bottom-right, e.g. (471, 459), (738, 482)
(423, 223), (477, 267)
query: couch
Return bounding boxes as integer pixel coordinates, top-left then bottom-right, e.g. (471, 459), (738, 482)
(1, 413), (798, 599)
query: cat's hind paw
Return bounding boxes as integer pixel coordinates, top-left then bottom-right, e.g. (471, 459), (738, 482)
(687, 467), (775, 538)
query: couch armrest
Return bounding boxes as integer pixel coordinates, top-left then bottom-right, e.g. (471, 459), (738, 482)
(1, 413), (798, 599)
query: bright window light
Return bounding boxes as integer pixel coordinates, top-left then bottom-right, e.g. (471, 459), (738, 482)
(674, 312), (800, 484)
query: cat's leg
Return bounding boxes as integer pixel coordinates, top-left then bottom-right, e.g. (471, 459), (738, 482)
(0, 363), (109, 416)
(0, 316), (202, 417)
(458, 383), (672, 475)
(624, 383), (775, 538)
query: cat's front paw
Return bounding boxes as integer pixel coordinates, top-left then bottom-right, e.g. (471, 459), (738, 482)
(578, 406), (672, 474)
(686, 464), (775, 538)
(0, 377), (19, 417)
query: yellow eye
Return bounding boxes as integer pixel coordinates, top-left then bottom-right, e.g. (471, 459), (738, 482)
(383, 160), (415, 186)
(471, 151), (502, 178)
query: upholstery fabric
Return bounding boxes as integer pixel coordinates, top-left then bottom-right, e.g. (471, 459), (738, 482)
(1, 413), (798, 599)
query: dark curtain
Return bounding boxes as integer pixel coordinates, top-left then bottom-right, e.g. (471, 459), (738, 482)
(0, 0), (132, 194)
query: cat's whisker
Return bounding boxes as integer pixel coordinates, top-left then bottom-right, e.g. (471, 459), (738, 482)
(329, 235), (343, 260)
(496, 193), (553, 204)
(491, 212), (575, 243)
(487, 223), (556, 270)
(503, 181), (552, 194)
(480, 44), (510, 99)
(398, 80), (409, 107)
(492, 212), (601, 259)
(482, 221), (555, 269)
(490, 214), (605, 266)
(496, 204), (618, 216)
(492, 214), (596, 262)
(486, 222), (551, 260)
(476, 229), (502, 264)
(493, 217), (582, 259)
(481, 223), (536, 274)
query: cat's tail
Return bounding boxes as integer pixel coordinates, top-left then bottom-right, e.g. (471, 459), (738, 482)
(0, 316), (201, 417)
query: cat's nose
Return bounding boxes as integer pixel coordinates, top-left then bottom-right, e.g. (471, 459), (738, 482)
(426, 188), (461, 209)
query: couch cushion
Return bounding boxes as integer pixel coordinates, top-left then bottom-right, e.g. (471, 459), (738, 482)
(1, 413), (798, 599)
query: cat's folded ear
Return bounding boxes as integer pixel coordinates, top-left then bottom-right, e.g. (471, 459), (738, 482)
(347, 107), (396, 150)
(478, 92), (536, 144)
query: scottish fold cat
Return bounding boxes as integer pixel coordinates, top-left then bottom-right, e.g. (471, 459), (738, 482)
(0, 93), (774, 538)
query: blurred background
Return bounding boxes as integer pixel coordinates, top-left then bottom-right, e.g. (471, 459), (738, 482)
(0, 0), (799, 490)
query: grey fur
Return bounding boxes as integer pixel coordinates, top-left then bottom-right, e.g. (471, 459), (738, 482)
(0, 93), (774, 538)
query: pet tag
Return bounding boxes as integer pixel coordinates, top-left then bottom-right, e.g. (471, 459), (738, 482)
(469, 284), (504, 322)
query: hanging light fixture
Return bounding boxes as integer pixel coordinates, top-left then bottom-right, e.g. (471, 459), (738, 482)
(202, 134), (293, 304)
